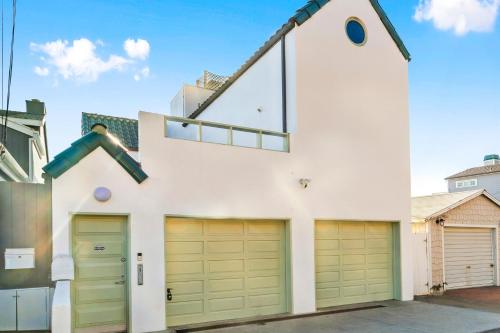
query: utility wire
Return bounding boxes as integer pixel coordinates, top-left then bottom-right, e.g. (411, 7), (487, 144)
(2, 0), (4, 110)
(1, 0), (16, 151)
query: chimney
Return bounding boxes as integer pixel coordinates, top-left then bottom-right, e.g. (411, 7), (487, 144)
(484, 154), (500, 166)
(91, 123), (108, 135)
(26, 99), (46, 115)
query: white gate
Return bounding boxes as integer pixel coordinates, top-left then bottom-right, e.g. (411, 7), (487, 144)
(412, 223), (430, 295)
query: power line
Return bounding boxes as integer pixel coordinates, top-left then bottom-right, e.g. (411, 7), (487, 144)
(2, 0), (4, 110)
(1, 0), (16, 153)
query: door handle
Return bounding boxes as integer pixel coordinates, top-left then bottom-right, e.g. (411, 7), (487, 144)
(114, 280), (126, 285)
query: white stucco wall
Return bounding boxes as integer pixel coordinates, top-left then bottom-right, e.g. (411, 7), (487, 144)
(51, 1), (411, 332)
(198, 30), (297, 134)
(293, 0), (412, 301)
(170, 85), (215, 118)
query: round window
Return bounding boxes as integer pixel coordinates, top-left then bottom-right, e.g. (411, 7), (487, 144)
(346, 18), (366, 45)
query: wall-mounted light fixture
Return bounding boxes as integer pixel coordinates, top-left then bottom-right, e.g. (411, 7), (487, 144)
(299, 178), (311, 189)
(435, 217), (445, 227)
(94, 187), (112, 202)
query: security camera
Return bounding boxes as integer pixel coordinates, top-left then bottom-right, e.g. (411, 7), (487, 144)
(299, 178), (311, 189)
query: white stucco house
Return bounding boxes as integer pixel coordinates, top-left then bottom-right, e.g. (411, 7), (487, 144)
(44, 0), (412, 332)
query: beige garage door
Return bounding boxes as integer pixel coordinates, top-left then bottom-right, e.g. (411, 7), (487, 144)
(315, 221), (395, 308)
(165, 218), (287, 327)
(444, 227), (496, 289)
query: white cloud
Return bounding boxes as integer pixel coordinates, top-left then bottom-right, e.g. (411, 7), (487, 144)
(134, 66), (150, 81)
(34, 66), (49, 76)
(124, 38), (150, 60)
(414, 0), (500, 35)
(30, 38), (130, 82)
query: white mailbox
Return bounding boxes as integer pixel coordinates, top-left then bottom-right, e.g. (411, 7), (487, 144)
(5, 248), (35, 270)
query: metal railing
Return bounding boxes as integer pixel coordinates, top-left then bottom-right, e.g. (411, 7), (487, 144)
(165, 116), (290, 152)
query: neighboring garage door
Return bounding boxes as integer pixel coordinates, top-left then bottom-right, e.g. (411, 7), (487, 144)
(444, 227), (496, 289)
(165, 218), (287, 327)
(315, 221), (395, 308)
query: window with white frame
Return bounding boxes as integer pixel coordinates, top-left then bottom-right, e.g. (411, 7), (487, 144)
(456, 179), (478, 188)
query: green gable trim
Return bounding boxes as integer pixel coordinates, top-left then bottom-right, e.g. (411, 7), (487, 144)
(189, 0), (410, 121)
(369, 0), (411, 61)
(43, 131), (148, 184)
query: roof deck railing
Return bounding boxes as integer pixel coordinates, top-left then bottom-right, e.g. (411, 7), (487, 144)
(164, 116), (290, 153)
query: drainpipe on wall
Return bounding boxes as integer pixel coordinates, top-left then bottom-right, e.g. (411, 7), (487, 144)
(281, 35), (287, 133)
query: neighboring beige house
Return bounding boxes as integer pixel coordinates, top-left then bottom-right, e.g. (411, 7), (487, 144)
(412, 190), (500, 295)
(43, 0), (412, 332)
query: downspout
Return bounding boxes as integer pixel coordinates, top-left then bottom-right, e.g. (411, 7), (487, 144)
(281, 35), (287, 133)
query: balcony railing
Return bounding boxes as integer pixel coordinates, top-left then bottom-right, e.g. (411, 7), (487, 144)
(164, 116), (290, 152)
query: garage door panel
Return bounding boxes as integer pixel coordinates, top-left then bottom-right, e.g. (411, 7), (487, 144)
(316, 239), (340, 251)
(343, 270), (366, 281)
(166, 220), (203, 236)
(366, 238), (391, 250)
(167, 300), (204, 316)
(166, 219), (287, 326)
(316, 255), (340, 267)
(315, 221), (394, 308)
(340, 223), (365, 234)
(167, 241), (204, 256)
(368, 282), (392, 294)
(366, 253), (391, 264)
(248, 293), (281, 307)
(169, 280), (204, 295)
(207, 241), (244, 254)
(247, 275), (281, 289)
(342, 240), (366, 249)
(206, 221), (244, 235)
(444, 227), (495, 289)
(168, 261), (204, 275)
(207, 278), (244, 293)
(367, 268), (391, 280)
(247, 222), (282, 235)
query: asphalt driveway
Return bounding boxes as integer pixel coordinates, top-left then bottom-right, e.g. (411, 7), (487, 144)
(416, 287), (500, 314)
(177, 301), (500, 333)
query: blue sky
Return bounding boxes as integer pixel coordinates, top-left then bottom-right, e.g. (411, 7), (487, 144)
(5, 0), (500, 195)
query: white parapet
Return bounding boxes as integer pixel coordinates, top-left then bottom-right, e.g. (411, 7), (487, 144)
(51, 281), (71, 333)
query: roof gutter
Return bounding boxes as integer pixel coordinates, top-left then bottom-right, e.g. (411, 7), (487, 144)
(0, 147), (29, 182)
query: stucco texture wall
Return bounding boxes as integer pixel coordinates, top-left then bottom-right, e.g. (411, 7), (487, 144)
(430, 195), (500, 287)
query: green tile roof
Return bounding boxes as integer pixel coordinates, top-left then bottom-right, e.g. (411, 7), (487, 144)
(0, 109), (45, 121)
(43, 130), (148, 184)
(82, 113), (138, 151)
(189, 0), (410, 120)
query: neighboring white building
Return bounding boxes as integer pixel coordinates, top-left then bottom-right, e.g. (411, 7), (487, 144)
(44, 0), (412, 332)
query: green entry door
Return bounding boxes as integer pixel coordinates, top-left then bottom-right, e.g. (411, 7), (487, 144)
(315, 221), (394, 308)
(72, 215), (128, 333)
(165, 218), (287, 327)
